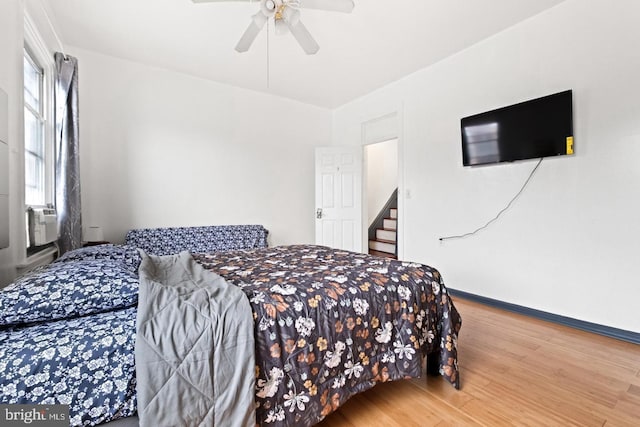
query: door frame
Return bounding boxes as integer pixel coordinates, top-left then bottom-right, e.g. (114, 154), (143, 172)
(360, 109), (404, 260)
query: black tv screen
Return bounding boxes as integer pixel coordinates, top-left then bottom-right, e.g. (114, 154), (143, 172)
(461, 90), (573, 166)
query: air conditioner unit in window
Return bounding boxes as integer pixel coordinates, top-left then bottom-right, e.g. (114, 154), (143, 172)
(28, 207), (58, 247)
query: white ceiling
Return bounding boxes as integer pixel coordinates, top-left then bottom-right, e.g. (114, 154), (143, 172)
(44, 0), (567, 109)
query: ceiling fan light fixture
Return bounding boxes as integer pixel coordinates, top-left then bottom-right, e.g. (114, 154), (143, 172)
(281, 6), (300, 26)
(274, 18), (289, 35)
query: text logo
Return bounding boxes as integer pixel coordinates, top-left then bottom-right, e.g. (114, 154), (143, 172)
(0, 405), (68, 427)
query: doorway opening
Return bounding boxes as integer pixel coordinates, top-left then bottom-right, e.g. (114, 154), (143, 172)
(364, 138), (398, 258)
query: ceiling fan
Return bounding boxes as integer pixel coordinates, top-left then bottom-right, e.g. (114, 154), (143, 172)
(192, 0), (355, 54)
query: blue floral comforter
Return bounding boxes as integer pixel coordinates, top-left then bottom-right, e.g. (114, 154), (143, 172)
(0, 245), (141, 426)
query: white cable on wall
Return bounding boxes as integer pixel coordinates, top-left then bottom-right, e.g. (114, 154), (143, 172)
(439, 157), (544, 242)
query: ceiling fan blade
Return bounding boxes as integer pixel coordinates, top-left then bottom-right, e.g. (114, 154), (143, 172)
(235, 10), (269, 53)
(297, 0), (354, 13)
(285, 17), (319, 55)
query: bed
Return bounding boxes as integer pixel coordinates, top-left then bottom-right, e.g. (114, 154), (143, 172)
(0, 225), (461, 426)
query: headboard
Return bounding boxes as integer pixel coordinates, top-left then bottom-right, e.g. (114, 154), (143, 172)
(125, 224), (268, 256)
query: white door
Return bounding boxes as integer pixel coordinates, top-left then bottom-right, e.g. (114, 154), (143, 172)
(315, 147), (362, 252)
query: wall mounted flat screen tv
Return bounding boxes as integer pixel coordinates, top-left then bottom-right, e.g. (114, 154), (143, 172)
(461, 90), (573, 166)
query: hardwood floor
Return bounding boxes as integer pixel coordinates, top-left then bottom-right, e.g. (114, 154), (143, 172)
(319, 297), (640, 426)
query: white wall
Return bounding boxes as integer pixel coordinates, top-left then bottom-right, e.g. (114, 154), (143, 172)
(366, 139), (397, 225)
(333, 0), (640, 333)
(74, 47), (331, 246)
(0, 1), (23, 286)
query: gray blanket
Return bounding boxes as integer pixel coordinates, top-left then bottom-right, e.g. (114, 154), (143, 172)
(135, 251), (255, 427)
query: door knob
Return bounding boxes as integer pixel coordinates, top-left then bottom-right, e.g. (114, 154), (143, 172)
(316, 208), (323, 219)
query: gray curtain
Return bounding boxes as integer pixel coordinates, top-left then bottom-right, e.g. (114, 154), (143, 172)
(54, 52), (82, 255)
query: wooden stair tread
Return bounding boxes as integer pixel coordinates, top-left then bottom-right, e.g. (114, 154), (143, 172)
(368, 249), (397, 259)
(371, 238), (396, 244)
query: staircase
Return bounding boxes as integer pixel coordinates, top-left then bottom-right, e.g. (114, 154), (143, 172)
(369, 208), (397, 259)
(368, 188), (398, 259)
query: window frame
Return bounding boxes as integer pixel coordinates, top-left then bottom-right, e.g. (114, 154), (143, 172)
(23, 12), (56, 256)
(23, 16), (55, 211)
(24, 47), (47, 207)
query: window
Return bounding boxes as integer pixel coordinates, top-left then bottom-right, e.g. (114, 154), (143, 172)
(23, 37), (54, 253)
(20, 12), (57, 261)
(23, 48), (49, 207)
